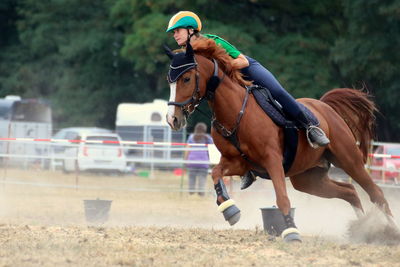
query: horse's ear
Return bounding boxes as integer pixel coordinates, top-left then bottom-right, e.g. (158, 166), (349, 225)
(163, 44), (174, 59)
(185, 41), (194, 57)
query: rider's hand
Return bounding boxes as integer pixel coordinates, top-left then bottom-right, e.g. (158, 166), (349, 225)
(231, 54), (249, 69)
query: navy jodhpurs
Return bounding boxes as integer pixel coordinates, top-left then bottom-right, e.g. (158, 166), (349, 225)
(241, 56), (302, 119)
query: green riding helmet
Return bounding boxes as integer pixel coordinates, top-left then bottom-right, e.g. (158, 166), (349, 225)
(166, 11), (202, 33)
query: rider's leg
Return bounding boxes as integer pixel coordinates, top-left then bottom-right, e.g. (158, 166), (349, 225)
(241, 56), (329, 147)
(239, 57), (330, 189)
(296, 111), (330, 147)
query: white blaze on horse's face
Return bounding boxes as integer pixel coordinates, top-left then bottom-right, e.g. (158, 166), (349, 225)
(167, 82), (177, 120)
(167, 82), (185, 130)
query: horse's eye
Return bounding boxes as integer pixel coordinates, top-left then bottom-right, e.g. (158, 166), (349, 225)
(183, 77), (191, 83)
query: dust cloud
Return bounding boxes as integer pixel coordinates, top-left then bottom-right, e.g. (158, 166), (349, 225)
(347, 206), (400, 245)
(346, 189), (400, 245)
(211, 175), (400, 244)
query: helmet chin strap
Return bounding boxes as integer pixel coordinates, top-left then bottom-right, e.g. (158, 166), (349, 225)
(186, 28), (195, 43)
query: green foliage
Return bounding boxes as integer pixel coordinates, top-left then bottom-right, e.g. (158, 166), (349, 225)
(0, 0), (141, 129)
(0, 0), (399, 140)
(331, 0), (400, 140)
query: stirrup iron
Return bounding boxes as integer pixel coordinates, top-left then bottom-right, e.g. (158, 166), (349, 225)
(306, 125), (329, 149)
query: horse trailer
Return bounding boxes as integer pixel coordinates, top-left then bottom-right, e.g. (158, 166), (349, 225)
(116, 99), (186, 165)
(0, 95), (52, 168)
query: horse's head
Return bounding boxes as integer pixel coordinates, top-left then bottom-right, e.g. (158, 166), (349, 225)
(164, 42), (205, 130)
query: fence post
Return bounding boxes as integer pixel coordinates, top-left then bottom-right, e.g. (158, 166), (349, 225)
(74, 143), (80, 190)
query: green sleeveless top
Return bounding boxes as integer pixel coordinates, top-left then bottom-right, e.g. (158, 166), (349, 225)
(203, 34), (241, 59)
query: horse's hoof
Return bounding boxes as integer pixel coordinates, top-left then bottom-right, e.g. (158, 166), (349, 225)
(283, 232), (302, 243)
(226, 208), (241, 225)
(385, 214), (399, 230)
(281, 228), (302, 243)
(218, 199), (241, 226)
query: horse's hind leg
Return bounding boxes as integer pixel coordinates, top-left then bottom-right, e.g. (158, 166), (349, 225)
(330, 180), (364, 217)
(328, 143), (393, 217)
(290, 167), (364, 218)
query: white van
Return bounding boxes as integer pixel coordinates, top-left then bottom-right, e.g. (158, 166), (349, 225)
(63, 133), (126, 173)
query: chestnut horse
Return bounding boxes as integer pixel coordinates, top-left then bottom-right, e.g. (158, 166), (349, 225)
(165, 39), (394, 242)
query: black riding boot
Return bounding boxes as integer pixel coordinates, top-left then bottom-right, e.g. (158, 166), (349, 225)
(296, 112), (330, 148)
(240, 170), (256, 190)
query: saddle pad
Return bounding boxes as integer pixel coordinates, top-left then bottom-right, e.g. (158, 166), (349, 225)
(252, 125), (298, 178)
(250, 86), (319, 177)
(252, 87), (319, 128)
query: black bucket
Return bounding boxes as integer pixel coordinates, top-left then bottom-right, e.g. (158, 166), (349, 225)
(83, 199), (112, 224)
(260, 206), (295, 236)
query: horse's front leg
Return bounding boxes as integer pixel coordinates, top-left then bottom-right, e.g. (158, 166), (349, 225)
(264, 153), (302, 242)
(212, 157), (245, 226)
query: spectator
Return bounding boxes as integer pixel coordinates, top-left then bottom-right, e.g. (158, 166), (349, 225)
(185, 122), (213, 196)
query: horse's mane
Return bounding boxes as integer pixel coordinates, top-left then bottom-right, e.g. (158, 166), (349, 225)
(191, 37), (251, 87)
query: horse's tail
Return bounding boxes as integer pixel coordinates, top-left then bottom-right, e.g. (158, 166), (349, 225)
(320, 88), (377, 163)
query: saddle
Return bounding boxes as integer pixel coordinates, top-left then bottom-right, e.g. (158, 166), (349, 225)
(251, 85), (319, 128)
(249, 85), (320, 179)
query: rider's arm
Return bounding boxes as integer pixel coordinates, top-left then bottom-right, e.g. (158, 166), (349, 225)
(203, 34), (249, 69)
(231, 54), (249, 69)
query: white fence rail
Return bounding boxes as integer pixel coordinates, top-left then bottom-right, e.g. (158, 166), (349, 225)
(0, 139), (399, 187)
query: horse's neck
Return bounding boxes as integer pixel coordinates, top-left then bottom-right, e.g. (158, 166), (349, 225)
(195, 54), (247, 128)
(210, 75), (247, 128)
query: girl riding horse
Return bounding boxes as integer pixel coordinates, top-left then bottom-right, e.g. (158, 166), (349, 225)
(167, 11), (330, 189)
(165, 38), (395, 242)
(167, 12), (397, 241)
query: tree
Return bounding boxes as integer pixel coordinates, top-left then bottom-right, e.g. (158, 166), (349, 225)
(1, 1), (399, 141)
(1, 0), (142, 129)
(331, 0), (400, 140)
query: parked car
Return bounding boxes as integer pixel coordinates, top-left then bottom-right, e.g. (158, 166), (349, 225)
(51, 127), (112, 169)
(370, 144), (400, 184)
(53, 127), (112, 142)
(63, 133), (127, 174)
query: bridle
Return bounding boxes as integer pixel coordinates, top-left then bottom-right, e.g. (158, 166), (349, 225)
(167, 55), (221, 117)
(167, 60), (202, 116)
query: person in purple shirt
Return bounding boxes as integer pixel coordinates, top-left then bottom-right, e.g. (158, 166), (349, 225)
(185, 122), (213, 196)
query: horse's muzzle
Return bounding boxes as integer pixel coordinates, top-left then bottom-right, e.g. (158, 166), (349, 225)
(166, 114), (186, 130)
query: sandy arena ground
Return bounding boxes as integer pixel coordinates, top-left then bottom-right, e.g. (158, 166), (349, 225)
(0, 168), (400, 266)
